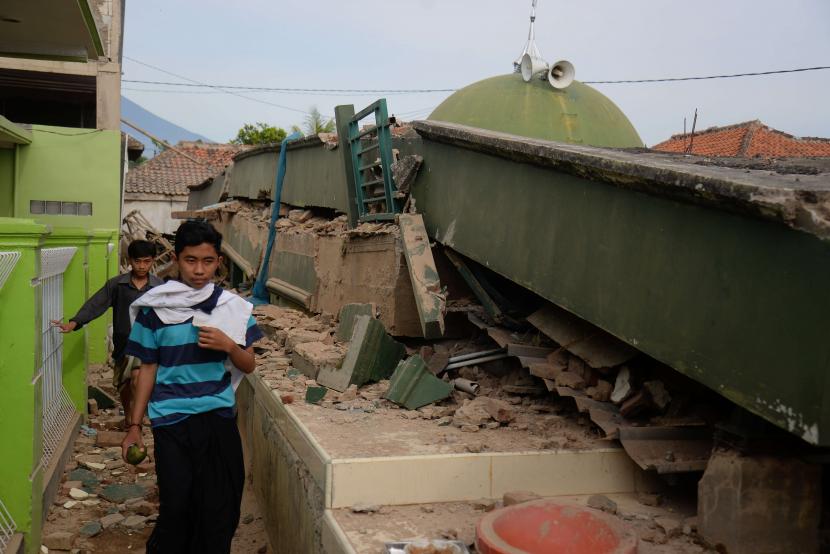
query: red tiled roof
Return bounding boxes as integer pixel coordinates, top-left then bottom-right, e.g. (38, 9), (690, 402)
(652, 120), (830, 158)
(125, 142), (248, 196)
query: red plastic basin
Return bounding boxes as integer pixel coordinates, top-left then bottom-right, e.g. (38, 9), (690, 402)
(476, 499), (638, 554)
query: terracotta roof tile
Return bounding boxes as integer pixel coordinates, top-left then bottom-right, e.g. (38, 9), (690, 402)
(652, 120), (830, 158)
(125, 142), (249, 196)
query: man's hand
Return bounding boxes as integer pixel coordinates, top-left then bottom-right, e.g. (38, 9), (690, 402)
(51, 320), (77, 333)
(121, 425), (144, 463)
(197, 326), (236, 353)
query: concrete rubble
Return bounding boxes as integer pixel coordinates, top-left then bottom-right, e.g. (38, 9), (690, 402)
(40, 364), (271, 554)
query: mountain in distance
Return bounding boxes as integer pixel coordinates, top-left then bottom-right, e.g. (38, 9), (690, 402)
(121, 96), (214, 158)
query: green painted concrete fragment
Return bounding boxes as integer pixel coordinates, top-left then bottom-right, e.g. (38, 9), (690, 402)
(317, 315), (405, 392)
(385, 355), (452, 410)
(398, 214), (445, 339)
(336, 303), (376, 341)
(305, 386), (328, 404)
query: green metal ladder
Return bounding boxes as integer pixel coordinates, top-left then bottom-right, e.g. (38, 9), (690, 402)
(348, 99), (400, 222)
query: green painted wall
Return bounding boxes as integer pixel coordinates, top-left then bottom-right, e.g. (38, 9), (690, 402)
(0, 149), (13, 217)
(0, 218), (48, 553)
(14, 126), (122, 230)
(85, 230), (115, 364)
(282, 144), (349, 212)
(188, 172), (226, 210)
(404, 138), (830, 445)
(230, 149), (277, 201)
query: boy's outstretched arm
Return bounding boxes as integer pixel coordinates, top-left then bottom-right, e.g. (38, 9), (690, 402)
(53, 280), (114, 332)
(197, 327), (256, 373)
(121, 362), (156, 461)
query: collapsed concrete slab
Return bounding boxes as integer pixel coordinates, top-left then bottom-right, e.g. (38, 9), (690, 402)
(315, 230), (423, 337)
(398, 214), (446, 339)
(316, 316), (405, 392)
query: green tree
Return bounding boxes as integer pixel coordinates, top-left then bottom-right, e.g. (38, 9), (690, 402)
(292, 106), (335, 136)
(230, 122), (288, 145)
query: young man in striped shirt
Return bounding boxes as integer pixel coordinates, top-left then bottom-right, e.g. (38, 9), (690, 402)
(122, 221), (263, 553)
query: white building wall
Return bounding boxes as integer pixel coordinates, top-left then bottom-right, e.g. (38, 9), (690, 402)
(123, 194), (187, 234)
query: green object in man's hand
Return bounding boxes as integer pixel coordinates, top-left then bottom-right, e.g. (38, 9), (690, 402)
(125, 443), (147, 465)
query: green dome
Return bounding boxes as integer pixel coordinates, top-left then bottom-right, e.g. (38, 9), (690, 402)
(429, 73), (643, 148)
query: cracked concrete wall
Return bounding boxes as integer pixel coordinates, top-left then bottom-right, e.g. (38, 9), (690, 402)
(315, 234), (422, 337)
(237, 376), (327, 553)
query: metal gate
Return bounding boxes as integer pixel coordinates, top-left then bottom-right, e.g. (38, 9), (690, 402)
(36, 247), (78, 468)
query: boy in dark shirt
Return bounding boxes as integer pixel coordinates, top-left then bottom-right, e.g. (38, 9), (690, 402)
(53, 239), (162, 426)
(123, 221), (262, 553)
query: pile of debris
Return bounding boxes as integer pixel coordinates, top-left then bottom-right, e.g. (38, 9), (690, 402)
(251, 303), (601, 454)
(40, 366), (271, 553)
(120, 210), (176, 277)
(40, 375), (158, 552)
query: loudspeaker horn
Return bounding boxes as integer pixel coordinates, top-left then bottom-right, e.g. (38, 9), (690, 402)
(547, 60), (575, 89)
(520, 53), (549, 82)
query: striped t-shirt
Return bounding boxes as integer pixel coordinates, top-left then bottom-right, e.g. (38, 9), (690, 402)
(125, 287), (263, 428)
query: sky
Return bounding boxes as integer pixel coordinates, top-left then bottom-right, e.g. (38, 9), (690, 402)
(122, 0), (830, 146)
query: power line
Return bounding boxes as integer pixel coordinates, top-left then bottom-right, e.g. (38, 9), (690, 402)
(121, 86), (431, 97)
(124, 56), (320, 116)
(122, 78), (457, 94)
(123, 57), (830, 95)
(583, 65), (830, 84)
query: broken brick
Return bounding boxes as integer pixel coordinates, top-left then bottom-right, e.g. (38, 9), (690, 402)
(620, 389), (654, 418)
(585, 380), (613, 402)
(479, 397), (515, 423)
(291, 341), (345, 379)
(528, 361), (561, 380)
(285, 328), (327, 351)
(555, 371), (586, 390)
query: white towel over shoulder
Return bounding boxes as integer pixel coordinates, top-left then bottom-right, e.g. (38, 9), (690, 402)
(129, 280), (254, 390)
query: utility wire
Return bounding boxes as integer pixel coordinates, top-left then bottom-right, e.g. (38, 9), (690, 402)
(123, 59), (830, 94)
(122, 118), (214, 167)
(122, 78), (457, 94)
(124, 56), (320, 116)
(583, 65), (830, 84)
(121, 86), (430, 97)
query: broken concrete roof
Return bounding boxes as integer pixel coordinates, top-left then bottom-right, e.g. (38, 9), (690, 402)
(126, 143), (247, 196)
(653, 120), (830, 158)
(412, 120), (830, 240)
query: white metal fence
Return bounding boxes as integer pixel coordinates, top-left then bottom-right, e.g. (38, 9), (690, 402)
(0, 498), (16, 553)
(0, 251), (20, 293)
(37, 247), (78, 469)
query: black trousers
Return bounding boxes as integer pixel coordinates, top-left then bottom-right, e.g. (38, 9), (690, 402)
(146, 411), (244, 554)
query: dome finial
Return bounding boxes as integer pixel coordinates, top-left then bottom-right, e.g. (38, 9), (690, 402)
(513, 0), (542, 72)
